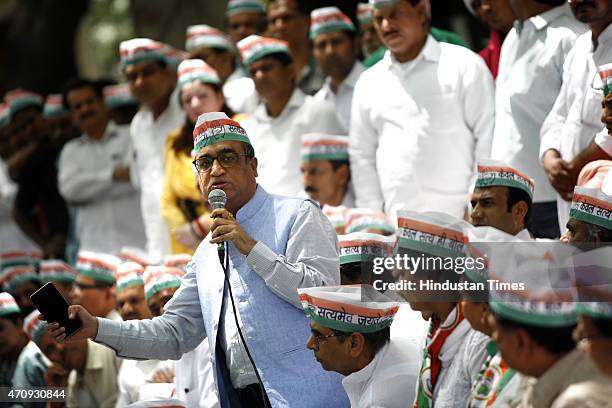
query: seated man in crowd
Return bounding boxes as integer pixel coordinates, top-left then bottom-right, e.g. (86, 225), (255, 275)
(345, 208), (395, 236)
(0, 251), (41, 316)
(395, 211), (489, 407)
(564, 247), (612, 404)
(0, 293), (31, 387)
(487, 242), (607, 407)
(301, 133), (352, 208)
(470, 159), (534, 239)
(34, 308), (122, 408)
(311, 7), (365, 132)
(299, 285), (420, 407)
(39, 259), (77, 300)
(337, 232), (395, 285)
(460, 226), (520, 407)
(114, 261), (175, 407)
(237, 34), (343, 196)
(70, 251), (122, 321)
(562, 160), (612, 247)
(15, 310), (51, 393)
(143, 263), (217, 407)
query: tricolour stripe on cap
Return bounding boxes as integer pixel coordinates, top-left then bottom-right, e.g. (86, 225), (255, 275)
(226, 0), (265, 16)
(309, 7), (356, 40)
(0, 292), (20, 316)
(237, 35), (291, 67)
(43, 94), (68, 119)
(599, 63), (612, 96)
(193, 112), (251, 153)
(569, 187), (612, 231)
(475, 160), (535, 199)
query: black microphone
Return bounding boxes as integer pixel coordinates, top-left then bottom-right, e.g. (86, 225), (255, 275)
(208, 189), (228, 264)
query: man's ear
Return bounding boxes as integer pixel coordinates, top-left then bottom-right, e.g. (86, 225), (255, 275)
(512, 200), (528, 222)
(250, 156), (258, 178)
(336, 163), (350, 186)
(348, 332), (366, 358)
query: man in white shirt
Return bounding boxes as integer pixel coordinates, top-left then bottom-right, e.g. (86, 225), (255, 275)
(350, 0), (494, 220)
(470, 160), (534, 239)
(491, 0), (585, 238)
(237, 35), (344, 196)
(59, 79), (146, 254)
(299, 285), (420, 408)
(540, 0), (612, 233)
(120, 39), (185, 261)
(311, 7), (366, 133)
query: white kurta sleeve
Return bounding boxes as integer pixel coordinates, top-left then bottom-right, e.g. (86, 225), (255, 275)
(462, 55), (495, 173)
(539, 52), (573, 161)
(246, 200), (340, 308)
(349, 75), (385, 211)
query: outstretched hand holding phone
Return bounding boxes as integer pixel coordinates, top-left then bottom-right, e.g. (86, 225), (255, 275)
(44, 305), (99, 342)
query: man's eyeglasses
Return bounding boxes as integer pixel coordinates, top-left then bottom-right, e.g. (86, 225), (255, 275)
(192, 151), (250, 173)
(310, 332), (346, 350)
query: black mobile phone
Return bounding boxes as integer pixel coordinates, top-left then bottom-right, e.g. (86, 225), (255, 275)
(30, 282), (82, 337)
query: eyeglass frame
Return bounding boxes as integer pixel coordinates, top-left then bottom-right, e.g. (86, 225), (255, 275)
(310, 332), (348, 350)
(192, 149), (252, 173)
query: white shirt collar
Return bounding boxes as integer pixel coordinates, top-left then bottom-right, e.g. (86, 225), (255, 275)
(515, 4), (571, 34)
(255, 88), (306, 122)
(342, 342), (388, 386)
(382, 35), (440, 75)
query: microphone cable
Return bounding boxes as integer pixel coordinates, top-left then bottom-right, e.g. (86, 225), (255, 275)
(219, 242), (270, 408)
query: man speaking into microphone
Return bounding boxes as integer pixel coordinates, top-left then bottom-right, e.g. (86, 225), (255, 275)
(46, 112), (348, 408)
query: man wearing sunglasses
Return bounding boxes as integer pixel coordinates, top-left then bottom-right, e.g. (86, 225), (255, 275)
(49, 112), (347, 408)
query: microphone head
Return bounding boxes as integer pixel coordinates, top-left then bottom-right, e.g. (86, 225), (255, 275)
(208, 189), (227, 210)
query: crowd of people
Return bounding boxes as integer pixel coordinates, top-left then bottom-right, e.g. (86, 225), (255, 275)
(1, 0), (612, 407)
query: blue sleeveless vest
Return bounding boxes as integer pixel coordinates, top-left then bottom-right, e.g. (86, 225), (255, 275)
(193, 186), (349, 408)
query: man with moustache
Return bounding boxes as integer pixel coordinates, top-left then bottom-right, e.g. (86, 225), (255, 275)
(300, 133), (353, 208)
(350, 0), (494, 219)
(47, 112), (348, 408)
(541, 0), (612, 234)
(59, 79), (145, 254)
